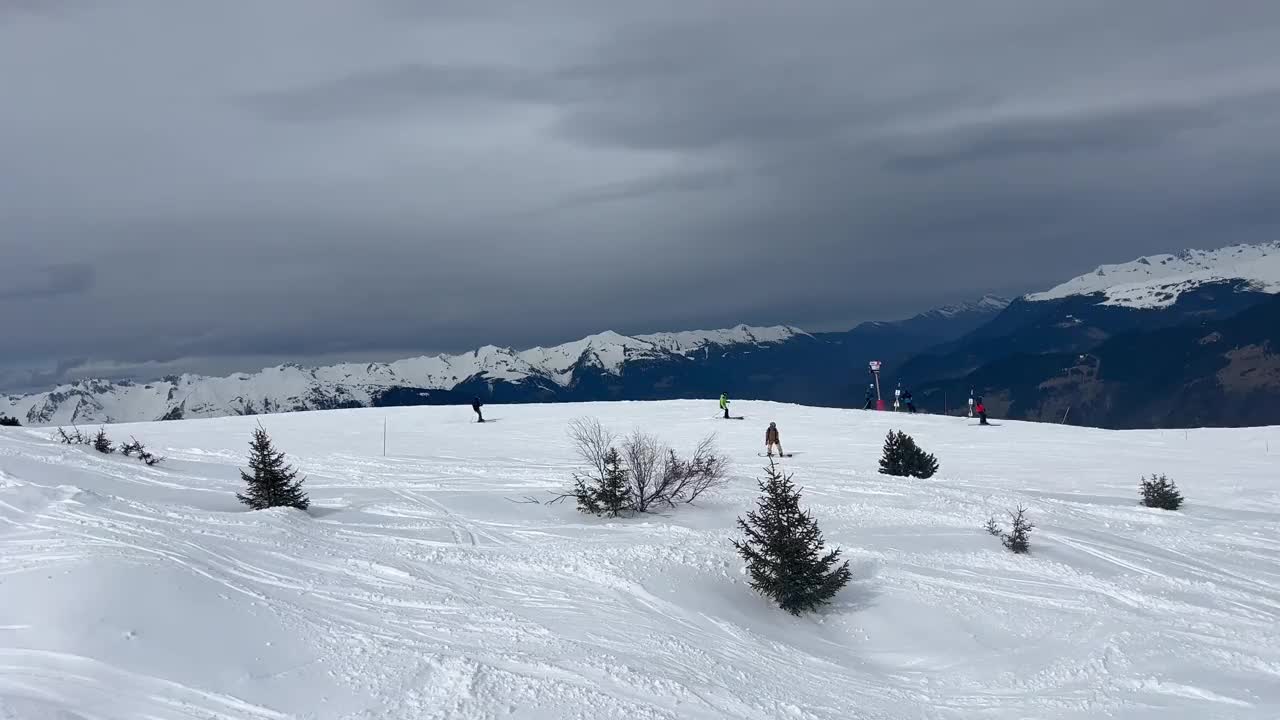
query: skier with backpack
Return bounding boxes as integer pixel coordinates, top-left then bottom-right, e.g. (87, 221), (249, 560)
(472, 396), (484, 423)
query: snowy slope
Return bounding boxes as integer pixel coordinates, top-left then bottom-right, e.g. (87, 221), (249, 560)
(1026, 241), (1280, 308)
(1, 401), (1277, 719)
(1, 325), (806, 426)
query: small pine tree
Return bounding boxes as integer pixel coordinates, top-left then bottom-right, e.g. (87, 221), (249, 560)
(879, 430), (939, 479)
(1140, 474), (1183, 511)
(1001, 505), (1034, 554)
(120, 438), (144, 456)
(0, 415), (20, 427)
(984, 516), (1002, 536)
(879, 431), (909, 476)
(236, 427), (309, 511)
(594, 448), (632, 517)
(733, 459), (852, 615)
(574, 448), (633, 517)
(906, 442), (939, 479)
(93, 428), (115, 454)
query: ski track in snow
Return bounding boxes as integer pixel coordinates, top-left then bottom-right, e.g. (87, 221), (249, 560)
(1, 401), (1278, 719)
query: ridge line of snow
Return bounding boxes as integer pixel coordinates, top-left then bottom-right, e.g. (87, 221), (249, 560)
(1026, 241), (1280, 308)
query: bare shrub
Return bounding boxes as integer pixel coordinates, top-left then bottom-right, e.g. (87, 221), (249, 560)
(568, 417), (616, 482)
(567, 417), (728, 516)
(659, 436), (729, 505)
(622, 429), (665, 512)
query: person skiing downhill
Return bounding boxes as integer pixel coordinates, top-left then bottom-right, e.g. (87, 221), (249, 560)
(472, 396), (484, 423)
(863, 384), (875, 410)
(975, 397), (989, 425)
(720, 393), (730, 419)
(765, 422), (783, 457)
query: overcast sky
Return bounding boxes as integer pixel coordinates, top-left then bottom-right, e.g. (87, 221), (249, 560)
(3, 1), (1280, 392)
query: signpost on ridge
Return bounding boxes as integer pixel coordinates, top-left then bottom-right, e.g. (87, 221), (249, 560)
(869, 361), (885, 411)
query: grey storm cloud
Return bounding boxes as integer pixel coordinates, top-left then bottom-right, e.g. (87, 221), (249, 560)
(2, 0), (1280, 391)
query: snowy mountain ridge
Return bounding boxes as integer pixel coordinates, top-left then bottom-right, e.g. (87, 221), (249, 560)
(2, 324), (807, 426)
(915, 294), (1010, 319)
(1025, 241), (1280, 308)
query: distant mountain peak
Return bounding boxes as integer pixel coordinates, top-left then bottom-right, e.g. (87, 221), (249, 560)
(1026, 241), (1280, 308)
(913, 294), (1012, 320)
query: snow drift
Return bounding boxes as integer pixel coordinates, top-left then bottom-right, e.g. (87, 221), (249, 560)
(1, 400), (1277, 719)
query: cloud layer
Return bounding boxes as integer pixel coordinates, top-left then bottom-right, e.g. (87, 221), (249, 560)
(3, 1), (1280, 390)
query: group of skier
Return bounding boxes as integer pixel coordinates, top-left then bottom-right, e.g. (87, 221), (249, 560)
(717, 383), (991, 457)
(863, 384), (916, 413)
(468, 384), (989, 454)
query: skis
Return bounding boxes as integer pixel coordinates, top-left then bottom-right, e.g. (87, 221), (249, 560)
(757, 453), (793, 458)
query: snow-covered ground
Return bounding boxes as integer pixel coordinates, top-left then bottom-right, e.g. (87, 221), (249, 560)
(1, 401), (1277, 719)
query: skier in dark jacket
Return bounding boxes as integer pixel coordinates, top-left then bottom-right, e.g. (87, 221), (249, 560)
(902, 389), (916, 414)
(975, 397), (989, 425)
(863, 384), (875, 410)
(472, 397), (484, 423)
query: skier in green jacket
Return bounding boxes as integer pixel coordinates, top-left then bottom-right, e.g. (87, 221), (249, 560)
(719, 393), (730, 419)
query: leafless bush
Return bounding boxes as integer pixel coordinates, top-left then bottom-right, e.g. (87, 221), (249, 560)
(566, 417), (728, 515)
(622, 429), (665, 512)
(658, 436), (729, 505)
(568, 417), (616, 482)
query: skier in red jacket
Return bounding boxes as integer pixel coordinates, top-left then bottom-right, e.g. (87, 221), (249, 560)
(975, 398), (989, 425)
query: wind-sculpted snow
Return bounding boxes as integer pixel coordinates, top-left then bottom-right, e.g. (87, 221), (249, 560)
(1, 401), (1277, 718)
(1027, 241), (1280, 308)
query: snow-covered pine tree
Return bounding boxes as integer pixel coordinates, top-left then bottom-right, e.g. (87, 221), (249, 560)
(93, 428), (114, 454)
(734, 458), (852, 615)
(1140, 474), (1183, 510)
(236, 427), (309, 511)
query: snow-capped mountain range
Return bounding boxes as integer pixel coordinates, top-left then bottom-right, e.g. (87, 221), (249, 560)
(2, 325), (808, 426)
(11, 235), (1279, 430)
(1026, 241), (1280, 308)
